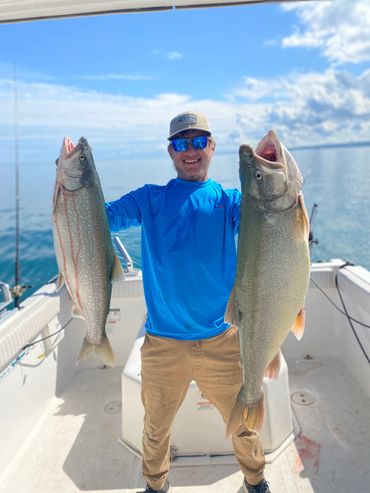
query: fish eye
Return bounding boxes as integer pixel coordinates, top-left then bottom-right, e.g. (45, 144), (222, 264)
(79, 154), (85, 161)
(255, 170), (263, 181)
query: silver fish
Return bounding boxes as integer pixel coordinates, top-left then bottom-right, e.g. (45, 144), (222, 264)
(52, 137), (124, 367)
(226, 129), (310, 434)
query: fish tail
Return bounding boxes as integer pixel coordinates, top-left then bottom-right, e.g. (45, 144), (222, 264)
(78, 334), (116, 367)
(226, 391), (265, 437)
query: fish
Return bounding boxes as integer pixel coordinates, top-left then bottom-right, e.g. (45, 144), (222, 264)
(225, 129), (310, 434)
(52, 136), (124, 367)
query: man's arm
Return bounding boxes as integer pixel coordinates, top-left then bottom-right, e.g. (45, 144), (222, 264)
(105, 189), (143, 232)
(228, 188), (241, 235)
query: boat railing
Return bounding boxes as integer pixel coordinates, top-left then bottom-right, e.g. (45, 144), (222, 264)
(113, 236), (134, 273)
(0, 283), (64, 372)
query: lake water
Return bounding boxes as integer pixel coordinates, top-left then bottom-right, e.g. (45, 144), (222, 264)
(0, 144), (369, 302)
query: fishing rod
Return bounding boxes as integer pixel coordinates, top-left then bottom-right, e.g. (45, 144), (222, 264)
(14, 66), (21, 308)
(308, 203), (318, 250)
(11, 66), (31, 309)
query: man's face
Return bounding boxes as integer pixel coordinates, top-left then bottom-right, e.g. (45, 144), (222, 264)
(168, 130), (216, 182)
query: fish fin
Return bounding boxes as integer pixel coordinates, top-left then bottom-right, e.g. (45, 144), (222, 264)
(94, 335), (116, 367)
(291, 307), (305, 340)
(55, 272), (65, 291)
(298, 193), (310, 243)
(244, 395), (265, 432)
(226, 391), (265, 437)
(264, 351), (281, 379)
(225, 287), (241, 327)
(111, 254), (125, 282)
(77, 333), (116, 367)
(226, 392), (245, 437)
(72, 304), (86, 320)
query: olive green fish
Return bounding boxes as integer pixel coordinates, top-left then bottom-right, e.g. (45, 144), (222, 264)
(52, 137), (124, 367)
(226, 130), (310, 434)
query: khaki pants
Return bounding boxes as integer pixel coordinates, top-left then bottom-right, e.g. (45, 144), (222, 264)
(140, 327), (265, 490)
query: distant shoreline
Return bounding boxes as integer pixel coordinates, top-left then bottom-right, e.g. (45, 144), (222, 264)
(215, 140), (370, 156)
(291, 140), (370, 151)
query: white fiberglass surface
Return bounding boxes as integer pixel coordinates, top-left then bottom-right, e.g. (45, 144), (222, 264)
(1, 353), (369, 493)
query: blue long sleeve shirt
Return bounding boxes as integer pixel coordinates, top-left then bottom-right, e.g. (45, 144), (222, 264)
(106, 178), (241, 340)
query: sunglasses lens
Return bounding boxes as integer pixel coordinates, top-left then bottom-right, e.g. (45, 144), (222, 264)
(172, 139), (188, 152)
(192, 136), (208, 150)
(172, 136), (208, 152)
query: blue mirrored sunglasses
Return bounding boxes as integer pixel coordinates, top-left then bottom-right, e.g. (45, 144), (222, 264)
(171, 135), (209, 152)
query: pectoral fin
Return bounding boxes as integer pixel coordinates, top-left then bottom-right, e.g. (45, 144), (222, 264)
(52, 183), (62, 214)
(291, 307), (305, 340)
(72, 304), (85, 320)
(111, 254), (125, 282)
(55, 272), (65, 291)
(265, 351), (281, 379)
(225, 287), (241, 327)
(298, 193), (310, 243)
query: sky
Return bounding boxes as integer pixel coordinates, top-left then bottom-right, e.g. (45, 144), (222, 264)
(1, 0), (370, 163)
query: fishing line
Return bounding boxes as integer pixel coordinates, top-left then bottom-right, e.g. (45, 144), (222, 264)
(309, 277), (370, 329)
(20, 319), (72, 351)
(310, 264), (370, 364)
(335, 264), (370, 365)
(20, 327), (64, 350)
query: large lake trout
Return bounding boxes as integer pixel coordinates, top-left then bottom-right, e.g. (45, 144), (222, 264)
(226, 130), (310, 434)
(52, 137), (124, 367)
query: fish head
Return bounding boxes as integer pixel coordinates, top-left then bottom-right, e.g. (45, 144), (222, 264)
(239, 130), (303, 212)
(55, 137), (95, 191)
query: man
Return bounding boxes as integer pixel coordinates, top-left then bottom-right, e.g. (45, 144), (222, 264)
(105, 111), (271, 493)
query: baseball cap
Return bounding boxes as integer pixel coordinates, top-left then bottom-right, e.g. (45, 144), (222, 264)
(168, 111), (211, 140)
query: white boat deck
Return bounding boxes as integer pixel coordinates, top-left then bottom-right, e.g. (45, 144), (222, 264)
(1, 354), (369, 493)
(1, 261), (369, 493)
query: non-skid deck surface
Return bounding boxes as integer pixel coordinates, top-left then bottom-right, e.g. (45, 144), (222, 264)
(1, 356), (369, 493)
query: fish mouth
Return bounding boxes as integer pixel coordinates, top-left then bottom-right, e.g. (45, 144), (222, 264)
(58, 136), (76, 159)
(59, 136), (89, 160)
(257, 141), (277, 162)
(65, 137), (75, 154)
(255, 130), (284, 168)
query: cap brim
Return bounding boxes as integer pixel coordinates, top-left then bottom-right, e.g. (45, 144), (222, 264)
(168, 128), (212, 140)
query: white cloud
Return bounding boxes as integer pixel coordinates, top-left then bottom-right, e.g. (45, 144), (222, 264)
(152, 49), (183, 61)
(281, 0), (370, 65)
(75, 73), (155, 81)
(232, 76), (290, 102)
(166, 51), (183, 61)
(1, 66), (370, 164)
(0, 61), (54, 83)
(232, 68), (370, 147)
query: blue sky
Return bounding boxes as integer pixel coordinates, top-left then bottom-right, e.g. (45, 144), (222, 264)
(1, 0), (370, 162)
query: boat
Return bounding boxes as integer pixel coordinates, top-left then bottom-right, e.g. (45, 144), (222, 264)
(0, 0), (312, 24)
(1, 250), (370, 492)
(1, 1), (370, 492)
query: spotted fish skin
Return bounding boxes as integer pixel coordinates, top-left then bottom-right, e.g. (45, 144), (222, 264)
(52, 137), (124, 367)
(226, 130), (310, 434)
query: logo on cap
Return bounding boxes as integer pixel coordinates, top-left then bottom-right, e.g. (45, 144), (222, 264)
(178, 114), (197, 124)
